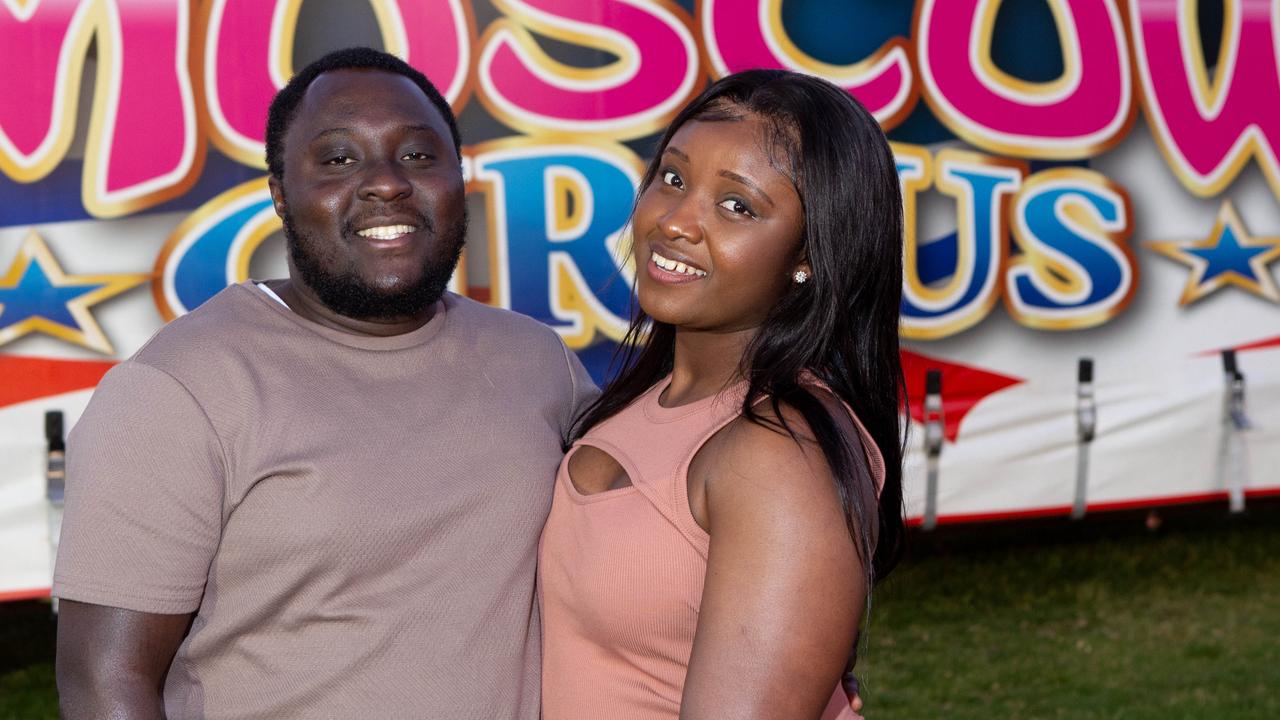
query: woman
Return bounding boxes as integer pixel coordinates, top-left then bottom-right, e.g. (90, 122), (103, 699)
(539, 69), (906, 719)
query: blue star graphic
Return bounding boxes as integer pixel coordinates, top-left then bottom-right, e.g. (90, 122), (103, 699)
(0, 261), (109, 329)
(0, 232), (149, 354)
(1146, 201), (1280, 305)
(1185, 224), (1274, 285)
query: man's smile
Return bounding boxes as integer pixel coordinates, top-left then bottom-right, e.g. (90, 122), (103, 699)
(356, 224), (419, 241)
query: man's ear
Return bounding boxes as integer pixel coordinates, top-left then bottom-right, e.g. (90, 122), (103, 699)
(268, 176), (286, 218)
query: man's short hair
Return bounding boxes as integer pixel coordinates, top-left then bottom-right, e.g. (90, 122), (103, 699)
(265, 46), (462, 180)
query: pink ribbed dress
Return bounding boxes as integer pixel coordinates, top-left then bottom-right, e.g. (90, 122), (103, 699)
(538, 376), (884, 719)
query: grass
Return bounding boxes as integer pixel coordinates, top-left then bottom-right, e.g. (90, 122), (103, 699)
(3, 504), (1277, 719)
(0, 600), (56, 720)
(860, 505), (1280, 719)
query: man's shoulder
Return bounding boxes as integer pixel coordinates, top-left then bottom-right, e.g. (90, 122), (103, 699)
(446, 293), (564, 347)
(129, 283), (272, 377)
(442, 293), (582, 381)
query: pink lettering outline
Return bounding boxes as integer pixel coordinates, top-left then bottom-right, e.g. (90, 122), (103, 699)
(1129, 0), (1280, 197)
(915, 0), (1134, 158)
(699, 0), (916, 129)
(476, 0), (702, 139)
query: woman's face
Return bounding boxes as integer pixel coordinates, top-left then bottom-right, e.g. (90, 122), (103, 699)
(631, 111), (807, 334)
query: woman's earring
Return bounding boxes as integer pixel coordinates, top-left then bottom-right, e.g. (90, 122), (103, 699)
(792, 269), (810, 284)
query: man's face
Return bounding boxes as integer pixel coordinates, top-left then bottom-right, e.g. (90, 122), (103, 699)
(269, 69), (466, 321)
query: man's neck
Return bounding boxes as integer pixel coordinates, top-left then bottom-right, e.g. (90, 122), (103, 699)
(265, 278), (437, 337)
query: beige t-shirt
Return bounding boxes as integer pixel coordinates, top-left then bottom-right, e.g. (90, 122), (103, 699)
(54, 282), (593, 720)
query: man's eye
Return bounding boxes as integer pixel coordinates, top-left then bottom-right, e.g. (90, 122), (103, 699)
(661, 170), (682, 189)
(323, 155), (354, 166)
(402, 152), (432, 161)
(718, 198), (752, 216)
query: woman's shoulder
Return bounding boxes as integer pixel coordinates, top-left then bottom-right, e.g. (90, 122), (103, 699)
(699, 381), (883, 493)
(695, 398), (856, 548)
(702, 399), (832, 491)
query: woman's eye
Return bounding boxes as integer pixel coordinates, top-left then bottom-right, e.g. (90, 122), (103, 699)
(661, 170), (682, 188)
(718, 198), (752, 216)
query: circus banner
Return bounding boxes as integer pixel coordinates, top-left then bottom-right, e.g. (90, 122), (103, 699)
(2, 0), (1278, 599)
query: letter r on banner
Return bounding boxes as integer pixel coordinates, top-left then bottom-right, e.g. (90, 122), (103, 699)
(473, 140), (639, 347)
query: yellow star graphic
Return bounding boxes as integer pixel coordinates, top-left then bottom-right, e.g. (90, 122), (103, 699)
(0, 231), (150, 354)
(1145, 201), (1280, 306)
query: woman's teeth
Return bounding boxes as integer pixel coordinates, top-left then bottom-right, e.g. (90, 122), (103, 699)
(651, 251), (706, 277)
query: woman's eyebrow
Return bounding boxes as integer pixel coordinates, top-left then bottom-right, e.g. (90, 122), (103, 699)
(665, 145), (776, 207)
(719, 170), (775, 208)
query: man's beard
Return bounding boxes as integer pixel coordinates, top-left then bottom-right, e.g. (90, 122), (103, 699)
(281, 209), (466, 322)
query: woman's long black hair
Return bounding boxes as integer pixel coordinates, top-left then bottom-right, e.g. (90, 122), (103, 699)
(574, 69), (907, 588)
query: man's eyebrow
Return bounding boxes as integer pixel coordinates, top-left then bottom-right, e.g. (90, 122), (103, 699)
(720, 170), (775, 208)
(308, 125), (441, 143)
(309, 127), (354, 143)
(400, 124), (440, 135)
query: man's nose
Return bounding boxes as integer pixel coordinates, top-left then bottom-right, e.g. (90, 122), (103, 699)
(358, 158), (412, 202)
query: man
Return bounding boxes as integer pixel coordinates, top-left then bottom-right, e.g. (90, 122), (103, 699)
(54, 47), (592, 719)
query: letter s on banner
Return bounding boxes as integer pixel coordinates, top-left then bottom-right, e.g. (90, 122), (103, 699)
(476, 0), (702, 139)
(1004, 168), (1137, 330)
(700, 0), (917, 129)
(915, 0), (1133, 159)
(1129, 0), (1280, 197)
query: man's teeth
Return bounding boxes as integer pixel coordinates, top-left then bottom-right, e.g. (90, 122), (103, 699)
(651, 251), (706, 277)
(356, 224), (417, 240)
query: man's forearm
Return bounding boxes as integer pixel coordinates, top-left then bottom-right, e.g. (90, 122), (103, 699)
(55, 600), (193, 720)
(57, 663), (167, 720)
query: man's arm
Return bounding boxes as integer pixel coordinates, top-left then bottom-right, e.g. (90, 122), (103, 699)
(57, 601), (193, 720)
(53, 361), (226, 717)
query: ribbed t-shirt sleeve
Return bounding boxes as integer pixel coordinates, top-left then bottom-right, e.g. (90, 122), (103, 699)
(559, 340), (599, 441)
(53, 361), (226, 614)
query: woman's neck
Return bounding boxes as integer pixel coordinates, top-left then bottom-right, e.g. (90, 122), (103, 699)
(664, 326), (756, 407)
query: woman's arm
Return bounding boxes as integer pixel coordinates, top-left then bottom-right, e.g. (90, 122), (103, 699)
(681, 407), (866, 720)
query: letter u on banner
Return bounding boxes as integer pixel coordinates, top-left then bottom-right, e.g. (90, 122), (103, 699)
(899, 146), (1026, 340)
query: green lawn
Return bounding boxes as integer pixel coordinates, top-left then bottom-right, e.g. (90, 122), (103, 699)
(0, 600), (56, 720)
(860, 506), (1280, 719)
(3, 505), (1277, 719)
